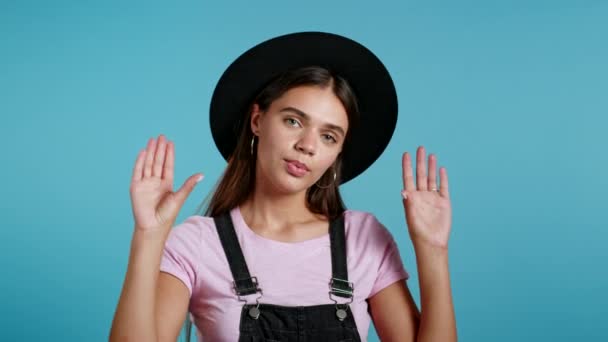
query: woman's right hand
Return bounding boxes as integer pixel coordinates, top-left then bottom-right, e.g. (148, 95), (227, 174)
(129, 134), (204, 235)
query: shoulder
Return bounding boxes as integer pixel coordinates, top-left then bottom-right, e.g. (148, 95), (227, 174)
(164, 215), (218, 247)
(170, 215), (214, 233)
(342, 209), (395, 245)
(343, 209), (389, 233)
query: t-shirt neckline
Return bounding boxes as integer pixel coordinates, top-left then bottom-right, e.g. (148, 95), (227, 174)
(232, 205), (332, 247)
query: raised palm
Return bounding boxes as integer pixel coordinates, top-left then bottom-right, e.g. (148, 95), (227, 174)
(401, 146), (452, 250)
(130, 134), (203, 234)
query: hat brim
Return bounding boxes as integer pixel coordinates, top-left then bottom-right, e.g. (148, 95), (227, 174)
(210, 31), (398, 185)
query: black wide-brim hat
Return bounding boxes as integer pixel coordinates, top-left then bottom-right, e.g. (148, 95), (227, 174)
(210, 31), (398, 185)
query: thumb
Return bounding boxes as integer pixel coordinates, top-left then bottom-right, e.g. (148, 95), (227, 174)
(174, 173), (204, 207)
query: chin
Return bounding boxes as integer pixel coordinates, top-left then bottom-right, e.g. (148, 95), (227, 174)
(273, 174), (312, 194)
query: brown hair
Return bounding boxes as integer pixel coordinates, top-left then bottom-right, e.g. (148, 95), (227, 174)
(197, 66), (360, 220)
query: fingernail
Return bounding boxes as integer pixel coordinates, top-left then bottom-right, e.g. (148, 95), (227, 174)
(401, 190), (407, 199)
(196, 174), (204, 183)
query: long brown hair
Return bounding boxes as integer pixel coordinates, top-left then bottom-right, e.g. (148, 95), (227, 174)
(197, 66), (360, 220)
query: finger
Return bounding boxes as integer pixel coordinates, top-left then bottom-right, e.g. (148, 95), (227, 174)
(153, 135), (166, 178)
(174, 173), (204, 206)
(402, 152), (415, 191)
(416, 146), (428, 191)
(428, 153), (438, 191)
(163, 140), (174, 182)
(143, 137), (157, 178)
(132, 149), (146, 182)
(439, 167), (449, 197)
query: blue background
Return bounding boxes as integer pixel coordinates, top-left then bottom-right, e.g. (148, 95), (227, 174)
(1, 0), (607, 341)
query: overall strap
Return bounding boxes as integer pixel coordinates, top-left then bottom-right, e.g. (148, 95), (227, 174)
(329, 213), (354, 299)
(214, 212), (260, 296)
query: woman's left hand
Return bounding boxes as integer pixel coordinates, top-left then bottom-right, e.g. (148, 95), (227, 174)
(401, 146), (452, 250)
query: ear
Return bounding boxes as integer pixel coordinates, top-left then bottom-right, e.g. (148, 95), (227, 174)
(250, 103), (262, 136)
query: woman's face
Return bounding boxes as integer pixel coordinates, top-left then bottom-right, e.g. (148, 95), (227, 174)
(251, 85), (349, 194)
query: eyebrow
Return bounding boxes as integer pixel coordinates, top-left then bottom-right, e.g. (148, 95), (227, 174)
(279, 106), (346, 137)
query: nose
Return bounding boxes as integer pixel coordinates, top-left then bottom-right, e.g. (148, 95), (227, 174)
(295, 129), (316, 155)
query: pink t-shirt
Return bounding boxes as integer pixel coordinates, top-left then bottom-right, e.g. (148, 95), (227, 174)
(160, 206), (409, 341)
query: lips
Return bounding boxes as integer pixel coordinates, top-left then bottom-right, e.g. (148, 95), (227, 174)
(284, 159), (309, 171)
(284, 159), (310, 177)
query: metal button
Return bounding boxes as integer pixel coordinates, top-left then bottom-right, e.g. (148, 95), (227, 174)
(248, 306), (261, 319)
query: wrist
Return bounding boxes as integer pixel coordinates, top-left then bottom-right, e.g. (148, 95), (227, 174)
(131, 227), (169, 249)
(413, 238), (448, 253)
(413, 242), (450, 281)
(133, 224), (170, 238)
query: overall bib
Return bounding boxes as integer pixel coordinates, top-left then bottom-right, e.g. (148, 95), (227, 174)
(213, 212), (362, 342)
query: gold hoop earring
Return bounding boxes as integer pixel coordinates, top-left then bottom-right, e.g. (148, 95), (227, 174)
(315, 170), (337, 189)
(250, 136), (255, 155)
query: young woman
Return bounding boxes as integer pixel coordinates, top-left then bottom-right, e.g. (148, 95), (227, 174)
(110, 32), (456, 341)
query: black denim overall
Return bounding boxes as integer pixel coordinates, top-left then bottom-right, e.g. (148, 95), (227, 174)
(213, 212), (362, 342)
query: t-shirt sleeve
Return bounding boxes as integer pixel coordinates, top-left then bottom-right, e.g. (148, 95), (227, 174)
(159, 216), (202, 297)
(367, 215), (410, 298)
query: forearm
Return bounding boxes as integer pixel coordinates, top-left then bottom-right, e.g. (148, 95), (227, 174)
(414, 244), (457, 342)
(109, 228), (167, 342)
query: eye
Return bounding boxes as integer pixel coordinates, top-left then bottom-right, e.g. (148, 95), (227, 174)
(285, 118), (301, 127)
(323, 134), (337, 143)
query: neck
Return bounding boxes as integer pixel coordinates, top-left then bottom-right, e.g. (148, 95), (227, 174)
(239, 174), (321, 233)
